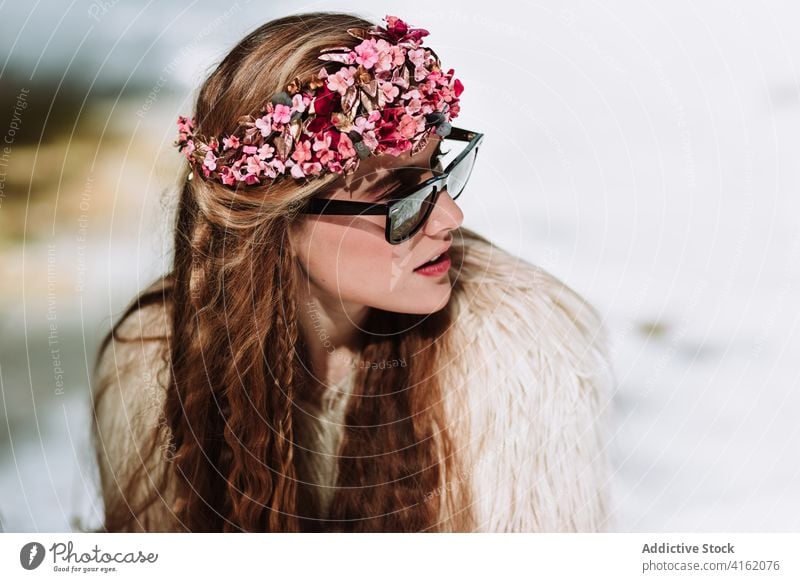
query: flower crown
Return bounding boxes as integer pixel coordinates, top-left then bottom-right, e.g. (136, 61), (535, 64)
(174, 15), (463, 188)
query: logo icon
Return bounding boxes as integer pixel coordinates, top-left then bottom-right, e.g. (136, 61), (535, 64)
(20, 542), (46, 570)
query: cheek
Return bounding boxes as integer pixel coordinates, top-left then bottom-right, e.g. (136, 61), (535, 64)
(293, 217), (452, 313)
(295, 216), (394, 295)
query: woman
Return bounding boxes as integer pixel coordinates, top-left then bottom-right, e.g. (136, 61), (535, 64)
(91, 11), (616, 533)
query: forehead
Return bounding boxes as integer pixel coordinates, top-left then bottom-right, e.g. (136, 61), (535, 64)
(339, 135), (442, 194)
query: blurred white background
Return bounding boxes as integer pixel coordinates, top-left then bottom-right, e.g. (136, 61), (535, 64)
(0, 0), (798, 532)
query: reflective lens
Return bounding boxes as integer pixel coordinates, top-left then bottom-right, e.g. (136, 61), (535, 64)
(445, 147), (477, 199)
(387, 183), (437, 243)
(385, 136), (480, 243)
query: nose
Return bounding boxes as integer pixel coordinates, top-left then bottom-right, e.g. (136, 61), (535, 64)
(422, 187), (464, 237)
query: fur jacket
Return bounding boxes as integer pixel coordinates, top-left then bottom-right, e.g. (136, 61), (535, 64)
(92, 228), (616, 532)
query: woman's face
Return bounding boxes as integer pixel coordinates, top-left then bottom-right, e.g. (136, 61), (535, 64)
(288, 136), (464, 315)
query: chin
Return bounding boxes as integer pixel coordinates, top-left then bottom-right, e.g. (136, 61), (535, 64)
(393, 283), (453, 315)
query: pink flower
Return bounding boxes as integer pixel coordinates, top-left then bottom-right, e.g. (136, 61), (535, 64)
(243, 145), (258, 155)
(397, 114), (422, 139)
(326, 66), (356, 95)
(273, 104), (291, 125)
(182, 140), (196, 158)
(255, 114), (273, 136)
(177, 116), (194, 134)
(408, 48), (427, 68)
(262, 164), (277, 179)
(289, 161), (305, 179)
(291, 139), (312, 163)
(313, 134), (335, 165)
(258, 143), (275, 160)
(203, 151), (217, 171)
(337, 133), (356, 159)
(390, 68), (410, 90)
(222, 135), (240, 150)
(353, 115), (375, 134)
(246, 155), (264, 175)
(416, 78), (433, 96)
(302, 161), (323, 176)
(374, 40), (404, 73)
(269, 158), (286, 175)
(361, 129), (379, 150)
(292, 93), (308, 114)
(438, 85), (455, 103)
(379, 80), (399, 103)
(414, 64), (430, 83)
(405, 97), (422, 115)
(219, 167), (236, 186)
(354, 39), (379, 69)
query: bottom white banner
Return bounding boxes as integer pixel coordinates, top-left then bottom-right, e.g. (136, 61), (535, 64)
(1, 533), (796, 581)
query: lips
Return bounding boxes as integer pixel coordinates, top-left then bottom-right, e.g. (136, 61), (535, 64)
(414, 245), (452, 270)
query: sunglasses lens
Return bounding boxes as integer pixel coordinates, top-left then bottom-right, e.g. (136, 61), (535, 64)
(446, 147), (477, 199)
(388, 184), (437, 243)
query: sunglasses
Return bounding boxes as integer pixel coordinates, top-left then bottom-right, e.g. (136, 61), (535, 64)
(299, 126), (484, 244)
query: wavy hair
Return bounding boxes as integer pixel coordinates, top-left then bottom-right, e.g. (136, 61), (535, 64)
(91, 11), (475, 532)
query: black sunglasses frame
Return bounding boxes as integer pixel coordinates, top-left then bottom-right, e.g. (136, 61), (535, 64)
(299, 126), (484, 245)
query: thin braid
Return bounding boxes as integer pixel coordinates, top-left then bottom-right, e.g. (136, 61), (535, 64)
(266, 230), (301, 530)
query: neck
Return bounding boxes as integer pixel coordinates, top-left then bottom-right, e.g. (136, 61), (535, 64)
(295, 277), (370, 388)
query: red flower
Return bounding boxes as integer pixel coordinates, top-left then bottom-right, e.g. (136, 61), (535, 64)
(379, 105), (402, 125)
(451, 74), (464, 98)
(312, 84), (338, 117)
(383, 15), (429, 44)
(307, 116), (332, 134)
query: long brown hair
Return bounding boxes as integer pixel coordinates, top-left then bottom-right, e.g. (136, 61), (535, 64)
(91, 11), (475, 532)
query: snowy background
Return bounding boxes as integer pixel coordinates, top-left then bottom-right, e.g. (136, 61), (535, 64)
(0, 0), (798, 532)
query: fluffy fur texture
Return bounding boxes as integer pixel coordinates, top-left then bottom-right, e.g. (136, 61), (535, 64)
(441, 233), (616, 531)
(92, 229), (615, 532)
